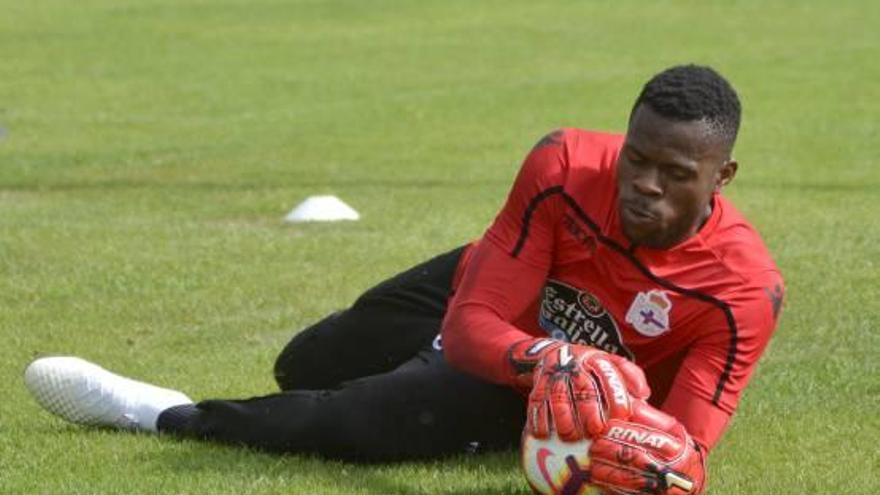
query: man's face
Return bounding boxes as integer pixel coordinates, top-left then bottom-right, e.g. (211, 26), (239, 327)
(616, 104), (737, 249)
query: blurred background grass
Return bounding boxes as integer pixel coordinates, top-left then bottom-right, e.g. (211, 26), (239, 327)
(1, 1), (877, 493)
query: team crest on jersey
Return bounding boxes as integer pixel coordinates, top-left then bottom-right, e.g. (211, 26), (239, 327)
(539, 280), (633, 359)
(625, 290), (673, 337)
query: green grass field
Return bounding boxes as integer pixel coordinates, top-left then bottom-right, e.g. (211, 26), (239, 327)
(1, 0), (878, 493)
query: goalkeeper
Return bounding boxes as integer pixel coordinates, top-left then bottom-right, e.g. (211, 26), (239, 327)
(25, 65), (783, 494)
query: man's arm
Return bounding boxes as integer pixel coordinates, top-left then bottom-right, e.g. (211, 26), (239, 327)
(442, 130), (569, 386)
(444, 241), (652, 444)
(442, 241), (548, 385)
(584, 281), (782, 494)
(661, 276), (784, 450)
(442, 131), (649, 445)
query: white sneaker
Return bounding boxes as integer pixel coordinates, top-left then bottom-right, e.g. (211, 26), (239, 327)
(24, 356), (193, 433)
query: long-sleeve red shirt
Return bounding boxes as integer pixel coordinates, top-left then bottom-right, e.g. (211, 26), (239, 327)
(442, 129), (783, 450)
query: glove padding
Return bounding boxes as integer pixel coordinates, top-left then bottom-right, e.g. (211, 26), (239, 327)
(507, 338), (567, 391)
(510, 339), (650, 441)
(588, 400), (706, 495)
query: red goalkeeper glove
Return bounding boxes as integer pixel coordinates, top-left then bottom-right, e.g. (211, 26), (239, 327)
(508, 339), (650, 441)
(507, 338), (567, 391)
(588, 400), (706, 494)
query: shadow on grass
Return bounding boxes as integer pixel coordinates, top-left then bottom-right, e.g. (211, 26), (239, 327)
(133, 435), (530, 495)
(22, 421), (533, 494)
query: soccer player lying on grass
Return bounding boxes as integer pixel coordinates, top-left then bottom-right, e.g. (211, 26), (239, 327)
(25, 64), (783, 494)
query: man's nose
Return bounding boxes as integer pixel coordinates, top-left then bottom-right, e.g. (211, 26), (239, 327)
(632, 167), (663, 196)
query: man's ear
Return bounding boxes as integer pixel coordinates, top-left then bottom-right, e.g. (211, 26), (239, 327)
(715, 159), (738, 192)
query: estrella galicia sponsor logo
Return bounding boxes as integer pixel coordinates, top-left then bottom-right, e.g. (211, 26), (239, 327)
(539, 280), (633, 359)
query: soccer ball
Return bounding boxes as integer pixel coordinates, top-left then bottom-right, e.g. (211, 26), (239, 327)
(520, 429), (597, 495)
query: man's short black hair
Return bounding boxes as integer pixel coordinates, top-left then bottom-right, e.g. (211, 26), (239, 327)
(632, 64), (741, 148)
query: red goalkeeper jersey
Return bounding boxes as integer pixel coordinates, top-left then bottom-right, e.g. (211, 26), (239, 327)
(442, 128), (784, 450)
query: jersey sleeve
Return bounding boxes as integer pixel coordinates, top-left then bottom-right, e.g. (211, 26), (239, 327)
(483, 129), (570, 268)
(661, 273), (784, 450)
(442, 130), (570, 386)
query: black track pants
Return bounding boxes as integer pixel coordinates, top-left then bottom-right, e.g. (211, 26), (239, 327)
(157, 246), (527, 461)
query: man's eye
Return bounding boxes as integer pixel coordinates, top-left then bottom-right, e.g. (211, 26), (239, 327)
(668, 169), (692, 181)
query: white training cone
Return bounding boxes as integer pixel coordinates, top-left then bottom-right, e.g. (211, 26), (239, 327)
(284, 195), (360, 223)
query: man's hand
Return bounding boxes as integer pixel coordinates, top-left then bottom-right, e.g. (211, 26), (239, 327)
(588, 400), (706, 495)
(507, 338), (567, 391)
(509, 339), (650, 441)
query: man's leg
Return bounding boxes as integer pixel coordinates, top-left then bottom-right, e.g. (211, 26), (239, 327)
(25, 244), (526, 461)
(159, 346), (525, 461)
(273, 245), (466, 391)
(25, 340), (525, 461)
